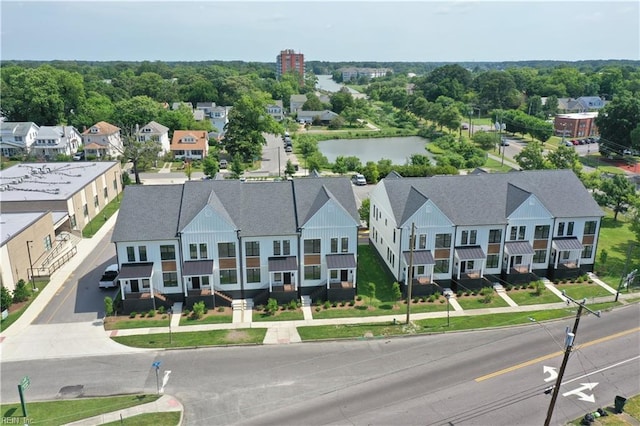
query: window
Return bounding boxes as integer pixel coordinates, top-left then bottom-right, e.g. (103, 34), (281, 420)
(341, 237), (349, 253)
(330, 270), (338, 280)
(104, 187), (108, 199)
(162, 272), (178, 287)
(567, 222), (574, 236)
(533, 250), (547, 263)
(83, 204), (89, 217)
(127, 246), (136, 262)
(43, 235), (52, 251)
(190, 244), (198, 260)
(218, 242), (235, 258)
(219, 269), (237, 285)
(435, 234), (451, 248)
(273, 240), (281, 256)
(246, 268), (261, 283)
(434, 260), (450, 273)
(461, 230), (477, 245)
(330, 238), (338, 254)
(584, 221), (597, 235)
(94, 195), (99, 208)
(534, 225), (550, 239)
(245, 241), (260, 257)
(509, 226), (526, 241)
(202, 276), (210, 286)
(200, 243), (208, 259)
(419, 234), (427, 249)
(581, 245), (593, 259)
(273, 240), (290, 256)
(113, 179), (118, 191)
(486, 254), (499, 268)
(142, 279), (150, 289)
(70, 214), (77, 228)
(160, 245), (176, 260)
(304, 239), (321, 254)
(489, 229), (502, 244)
(304, 265), (321, 280)
(557, 222), (565, 236)
(282, 240), (290, 256)
(138, 246), (147, 262)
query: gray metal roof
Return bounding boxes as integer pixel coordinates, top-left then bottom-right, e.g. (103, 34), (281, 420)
(182, 260), (214, 276)
(552, 237), (583, 250)
(118, 262), (154, 279)
(268, 256), (298, 272)
(326, 253), (357, 269)
(403, 250), (435, 265)
(504, 241), (535, 256)
(455, 246), (487, 260)
(112, 185), (183, 243)
(382, 170), (603, 227)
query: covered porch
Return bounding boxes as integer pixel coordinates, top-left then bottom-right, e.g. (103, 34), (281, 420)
(502, 241), (538, 285)
(268, 256), (299, 304)
(549, 237), (584, 280)
(454, 246), (486, 286)
(403, 250), (437, 297)
(326, 253), (357, 301)
(118, 262), (171, 313)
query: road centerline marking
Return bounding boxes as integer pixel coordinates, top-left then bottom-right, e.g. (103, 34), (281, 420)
(475, 327), (639, 382)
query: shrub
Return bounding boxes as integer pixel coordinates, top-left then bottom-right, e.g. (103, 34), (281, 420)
(129, 311), (137, 318)
(505, 285), (512, 291)
(480, 287), (493, 296)
(439, 299), (445, 304)
(158, 306), (165, 314)
(348, 300), (355, 306)
(412, 297), (420, 304)
(464, 291), (470, 296)
(104, 297), (114, 316)
(315, 306), (321, 312)
(192, 301), (205, 319)
(323, 301), (331, 310)
(534, 280), (545, 296)
(456, 291), (463, 297)
(1, 285), (13, 311)
(315, 299), (323, 307)
(12, 279), (29, 303)
(288, 299), (298, 310)
(356, 295), (362, 302)
(367, 283), (376, 302)
(434, 291), (441, 299)
(217, 306), (225, 312)
(427, 295), (435, 303)
(391, 282), (402, 301)
(481, 293), (493, 304)
(332, 301), (338, 308)
(256, 305), (264, 311)
(266, 298), (279, 315)
(147, 309), (156, 317)
(183, 309), (190, 317)
(576, 276), (584, 283)
(340, 301), (347, 307)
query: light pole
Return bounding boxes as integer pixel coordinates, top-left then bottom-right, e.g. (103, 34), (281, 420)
(26, 241), (36, 291)
(445, 293), (450, 327)
(405, 223), (416, 325)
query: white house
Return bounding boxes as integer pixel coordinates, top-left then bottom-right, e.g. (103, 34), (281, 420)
(81, 121), (122, 159)
(138, 121), (170, 154)
(31, 126), (82, 159)
(0, 122), (40, 157)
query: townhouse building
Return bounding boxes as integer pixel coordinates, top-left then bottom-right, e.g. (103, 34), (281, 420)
(368, 170), (603, 295)
(111, 177), (360, 313)
(0, 122), (40, 157)
(31, 126), (82, 159)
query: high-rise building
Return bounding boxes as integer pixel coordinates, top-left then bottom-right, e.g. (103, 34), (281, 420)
(276, 49), (305, 82)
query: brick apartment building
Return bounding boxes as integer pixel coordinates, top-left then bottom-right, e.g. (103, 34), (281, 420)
(276, 49), (305, 82)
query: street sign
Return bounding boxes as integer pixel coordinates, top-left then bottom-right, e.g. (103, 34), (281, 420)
(152, 361), (161, 369)
(20, 376), (30, 391)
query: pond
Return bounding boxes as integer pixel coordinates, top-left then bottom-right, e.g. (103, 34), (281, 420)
(318, 136), (434, 165)
(316, 75), (360, 94)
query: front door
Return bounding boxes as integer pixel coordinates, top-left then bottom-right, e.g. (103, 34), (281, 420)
(283, 272), (291, 285)
(341, 269), (349, 282)
(192, 276), (200, 290)
(130, 279), (139, 292)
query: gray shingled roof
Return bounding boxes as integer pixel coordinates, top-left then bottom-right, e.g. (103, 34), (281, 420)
(382, 170), (603, 227)
(112, 185), (183, 242)
(292, 177), (360, 226)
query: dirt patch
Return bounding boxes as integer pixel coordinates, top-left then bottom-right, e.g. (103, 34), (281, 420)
(226, 330), (250, 342)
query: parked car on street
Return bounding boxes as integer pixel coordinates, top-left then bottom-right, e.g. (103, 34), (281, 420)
(219, 159), (228, 169)
(351, 173), (367, 186)
(72, 151), (85, 161)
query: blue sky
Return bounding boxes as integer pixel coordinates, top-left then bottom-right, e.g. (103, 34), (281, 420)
(2, 1), (639, 62)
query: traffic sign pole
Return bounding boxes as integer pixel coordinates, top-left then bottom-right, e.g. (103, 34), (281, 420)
(18, 384), (27, 417)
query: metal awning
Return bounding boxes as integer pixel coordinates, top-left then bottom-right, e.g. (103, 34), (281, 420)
(553, 237), (583, 251)
(455, 246), (486, 261)
(326, 253), (357, 269)
(118, 262), (154, 279)
(268, 256), (298, 272)
(504, 241), (535, 256)
(182, 259), (214, 276)
(403, 250), (435, 265)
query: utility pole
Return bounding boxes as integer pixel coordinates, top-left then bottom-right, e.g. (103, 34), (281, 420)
(544, 292), (601, 426)
(615, 243), (635, 302)
(405, 223), (416, 325)
(26, 241), (36, 291)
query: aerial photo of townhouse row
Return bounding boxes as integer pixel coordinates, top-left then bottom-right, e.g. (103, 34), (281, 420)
(1, 50), (639, 425)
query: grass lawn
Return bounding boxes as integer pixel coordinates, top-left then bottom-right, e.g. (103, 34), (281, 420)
(506, 288), (563, 305)
(104, 316), (171, 330)
(253, 309), (304, 322)
(595, 212), (640, 289)
(112, 328), (266, 348)
(580, 155), (626, 175)
(555, 282), (614, 300)
(101, 412), (181, 426)
(455, 294), (510, 310)
(568, 394), (640, 425)
(0, 394), (159, 426)
(179, 312), (233, 325)
(356, 245), (398, 302)
(482, 156), (515, 172)
(0, 279), (49, 331)
(82, 196), (122, 238)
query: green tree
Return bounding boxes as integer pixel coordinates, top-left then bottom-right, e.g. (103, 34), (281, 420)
(266, 298), (279, 316)
(1, 285), (12, 312)
(330, 87), (354, 114)
(595, 94), (640, 152)
(122, 133), (162, 184)
(341, 106), (361, 126)
(12, 279), (29, 303)
(472, 131), (498, 150)
(230, 153), (244, 179)
(1, 66), (66, 124)
(104, 296), (114, 316)
(202, 150), (220, 178)
(594, 175), (637, 221)
(284, 159), (296, 177)
(362, 161), (379, 184)
(112, 96), (164, 131)
(514, 142), (548, 170)
(359, 198), (370, 227)
(328, 115), (345, 130)
(71, 92), (115, 129)
(630, 200), (640, 243)
(474, 71), (521, 111)
(302, 93), (324, 111)
(184, 160), (193, 181)
(546, 144), (582, 175)
(391, 282), (402, 303)
(416, 64), (472, 102)
(192, 301), (206, 319)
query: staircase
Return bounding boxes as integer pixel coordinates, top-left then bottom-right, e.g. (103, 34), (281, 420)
(214, 290), (233, 304)
(232, 299), (253, 323)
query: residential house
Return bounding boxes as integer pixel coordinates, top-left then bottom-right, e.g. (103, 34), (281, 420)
(111, 177), (360, 313)
(196, 103), (231, 134)
(557, 96), (607, 113)
(368, 170), (603, 295)
(554, 113), (599, 138)
(81, 121), (122, 158)
(341, 67), (392, 82)
(297, 110), (340, 125)
(290, 94), (307, 114)
(170, 130), (208, 160)
(31, 126), (82, 159)
(266, 100), (285, 121)
(0, 122), (40, 157)
(138, 121), (170, 154)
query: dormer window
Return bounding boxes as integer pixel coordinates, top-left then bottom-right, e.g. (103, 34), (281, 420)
(90, 127), (99, 133)
(143, 128), (151, 133)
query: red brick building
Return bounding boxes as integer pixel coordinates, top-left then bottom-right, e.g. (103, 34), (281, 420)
(276, 49), (305, 82)
(554, 113), (599, 138)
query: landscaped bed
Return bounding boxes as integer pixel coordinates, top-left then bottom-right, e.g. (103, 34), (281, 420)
(104, 310), (171, 330)
(179, 306), (233, 325)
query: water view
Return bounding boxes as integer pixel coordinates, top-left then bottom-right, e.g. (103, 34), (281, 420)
(318, 136), (433, 165)
(316, 75), (360, 94)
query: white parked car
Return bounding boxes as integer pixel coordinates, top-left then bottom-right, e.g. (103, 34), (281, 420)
(351, 174), (367, 186)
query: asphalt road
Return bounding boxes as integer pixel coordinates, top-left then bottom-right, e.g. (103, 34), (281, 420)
(2, 304), (637, 425)
(32, 228), (118, 324)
